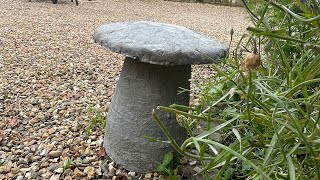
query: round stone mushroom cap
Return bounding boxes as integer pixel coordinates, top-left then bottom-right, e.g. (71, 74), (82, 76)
(94, 21), (228, 65)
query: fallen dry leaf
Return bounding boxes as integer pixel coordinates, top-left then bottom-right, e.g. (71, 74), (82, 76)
(96, 147), (106, 158)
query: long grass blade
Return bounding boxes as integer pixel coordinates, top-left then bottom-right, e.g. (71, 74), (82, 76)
(195, 115), (239, 139)
(196, 139), (271, 180)
(232, 128), (242, 154)
(286, 155), (295, 180)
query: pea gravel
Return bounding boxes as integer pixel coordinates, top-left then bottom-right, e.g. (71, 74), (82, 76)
(0, 0), (249, 179)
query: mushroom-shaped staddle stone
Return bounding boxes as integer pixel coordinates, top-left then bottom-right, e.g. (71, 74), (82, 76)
(94, 21), (227, 173)
(94, 21), (227, 65)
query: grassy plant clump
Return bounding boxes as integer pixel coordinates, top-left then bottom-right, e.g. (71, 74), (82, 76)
(156, 152), (178, 179)
(153, 0), (320, 179)
(63, 157), (73, 172)
(86, 105), (107, 136)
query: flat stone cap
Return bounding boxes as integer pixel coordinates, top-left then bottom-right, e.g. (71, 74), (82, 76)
(94, 21), (228, 65)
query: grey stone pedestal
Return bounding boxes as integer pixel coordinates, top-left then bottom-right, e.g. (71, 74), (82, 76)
(105, 57), (189, 172)
(93, 21), (228, 173)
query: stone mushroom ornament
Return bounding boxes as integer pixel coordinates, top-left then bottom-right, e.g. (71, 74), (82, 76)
(94, 21), (227, 173)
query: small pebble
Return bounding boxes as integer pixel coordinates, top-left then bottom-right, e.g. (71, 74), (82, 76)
(128, 171), (136, 177)
(54, 168), (63, 174)
(48, 151), (62, 158)
(189, 160), (197, 166)
(100, 161), (109, 173)
(108, 167), (116, 177)
(47, 164), (58, 172)
(73, 167), (84, 177)
(31, 156), (41, 162)
(17, 159), (28, 166)
(145, 173), (153, 179)
(193, 166), (201, 173)
(16, 175), (24, 180)
(20, 167), (31, 175)
(25, 172), (32, 178)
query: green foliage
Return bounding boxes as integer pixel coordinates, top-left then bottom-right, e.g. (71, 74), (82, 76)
(63, 157), (73, 172)
(156, 152), (176, 178)
(153, 0), (320, 179)
(85, 105), (107, 135)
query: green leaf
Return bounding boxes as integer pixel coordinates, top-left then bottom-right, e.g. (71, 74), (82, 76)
(263, 126), (284, 166)
(223, 168), (235, 180)
(156, 164), (170, 175)
(232, 128), (242, 153)
(162, 152), (174, 167)
(302, 56), (320, 81)
(286, 155), (296, 180)
(195, 115), (239, 140)
(279, 4), (320, 22)
(285, 78), (320, 98)
(192, 137), (201, 153)
(143, 135), (171, 144)
(196, 139), (271, 180)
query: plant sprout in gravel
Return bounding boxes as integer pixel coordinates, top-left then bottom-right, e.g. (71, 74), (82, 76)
(85, 105), (107, 136)
(153, 0), (320, 179)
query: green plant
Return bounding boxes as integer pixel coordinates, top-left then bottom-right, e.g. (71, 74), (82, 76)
(85, 105), (107, 135)
(63, 157), (73, 172)
(156, 152), (178, 180)
(153, 0), (320, 179)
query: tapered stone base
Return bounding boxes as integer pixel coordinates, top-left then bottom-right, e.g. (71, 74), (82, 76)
(104, 57), (190, 172)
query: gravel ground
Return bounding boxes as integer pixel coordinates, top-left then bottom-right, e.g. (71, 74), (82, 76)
(0, 0), (249, 179)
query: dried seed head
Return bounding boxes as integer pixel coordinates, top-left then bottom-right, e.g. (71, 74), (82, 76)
(241, 53), (261, 71)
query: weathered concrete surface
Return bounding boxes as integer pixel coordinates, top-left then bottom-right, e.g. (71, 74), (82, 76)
(95, 21), (228, 172)
(104, 57), (190, 172)
(94, 21), (228, 65)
